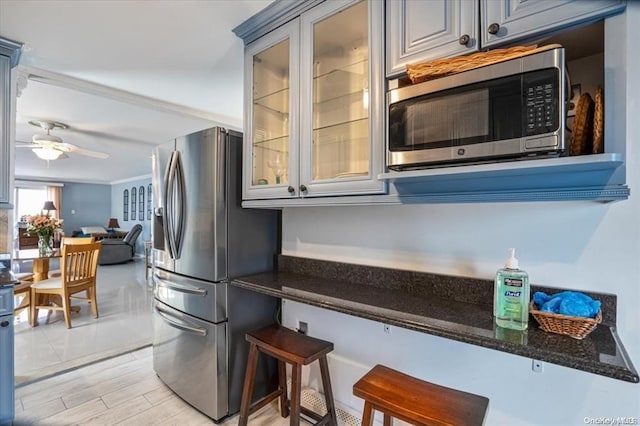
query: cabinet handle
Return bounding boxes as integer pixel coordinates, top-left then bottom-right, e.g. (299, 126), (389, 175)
(299, 184), (308, 193)
(0, 321), (9, 327)
(287, 186), (295, 194)
(459, 34), (470, 46)
(488, 23), (500, 35)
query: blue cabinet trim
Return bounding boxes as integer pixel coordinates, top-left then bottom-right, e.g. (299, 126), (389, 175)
(381, 154), (629, 203)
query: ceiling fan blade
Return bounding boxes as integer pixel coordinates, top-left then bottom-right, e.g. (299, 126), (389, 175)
(73, 148), (109, 159)
(56, 142), (109, 159)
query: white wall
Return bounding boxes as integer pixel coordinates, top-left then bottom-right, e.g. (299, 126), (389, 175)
(110, 176), (152, 255)
(280, 6), (640, 425)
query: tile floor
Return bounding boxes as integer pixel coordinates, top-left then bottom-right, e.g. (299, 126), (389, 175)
(14, 258), (154, 385)
(11, 259), (326, 425)
(14, 346), (309, 426)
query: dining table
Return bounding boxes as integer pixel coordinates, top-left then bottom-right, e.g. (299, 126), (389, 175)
(14, 248), (62, 282)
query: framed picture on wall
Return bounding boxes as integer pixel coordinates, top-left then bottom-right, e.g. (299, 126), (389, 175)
(131, 187), (137, 221)
(139, 186), (144, 221)
(123, 189), (129, 221)
(147, 184), (152, 220)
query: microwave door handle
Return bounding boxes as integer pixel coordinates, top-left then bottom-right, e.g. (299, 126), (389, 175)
(164, 152), (178, 259)
(173, 152), (186, 259)
(155, 306), (207, 336)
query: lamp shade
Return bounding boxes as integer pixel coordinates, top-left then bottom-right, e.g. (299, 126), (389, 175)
(107, 218), (120, 229)
(42, 201), (57, 211)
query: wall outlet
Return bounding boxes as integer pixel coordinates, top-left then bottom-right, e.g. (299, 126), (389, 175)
(532, 359), (544, 373)
(298, 321), (308, 335)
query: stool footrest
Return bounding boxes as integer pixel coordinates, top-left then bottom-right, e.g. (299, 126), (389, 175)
(248, 388), (286, 417)
(300, 406), (333, 424)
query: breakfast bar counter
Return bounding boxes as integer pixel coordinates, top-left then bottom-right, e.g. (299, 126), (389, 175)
(232, 255), (638, 383)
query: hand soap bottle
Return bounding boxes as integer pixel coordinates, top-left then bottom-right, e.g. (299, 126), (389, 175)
(494, 248), (530, 330)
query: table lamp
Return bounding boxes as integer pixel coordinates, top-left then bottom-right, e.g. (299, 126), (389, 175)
(42, 201), (57, 216)
(107, 218), (120, 232)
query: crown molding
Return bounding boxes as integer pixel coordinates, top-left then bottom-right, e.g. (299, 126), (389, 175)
(110, 174), (152, 185)
(17, 65), (242, 129)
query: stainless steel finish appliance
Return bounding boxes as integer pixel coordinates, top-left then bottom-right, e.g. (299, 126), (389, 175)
(152, 127), (279, 422)
(388, 46), (566, 170)
(0, 258), (16, 425)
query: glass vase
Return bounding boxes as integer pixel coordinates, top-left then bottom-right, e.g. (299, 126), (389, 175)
(38, 234), (53, 257)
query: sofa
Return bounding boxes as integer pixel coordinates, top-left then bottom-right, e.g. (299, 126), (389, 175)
(98, 224), (143, 265)
(72, 226), (128, 241)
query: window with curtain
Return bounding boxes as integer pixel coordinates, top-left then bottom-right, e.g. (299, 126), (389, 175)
(46, 186), (62, 220)
(15, 188), (47, 220)
(14, 183), (63, 221)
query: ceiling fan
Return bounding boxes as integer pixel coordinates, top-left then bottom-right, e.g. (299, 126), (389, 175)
(16, 120), (110, 161)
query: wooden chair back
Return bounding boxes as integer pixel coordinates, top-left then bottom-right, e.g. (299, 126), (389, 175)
(61, 236), (95, 246)
(61, 242), (101, 290)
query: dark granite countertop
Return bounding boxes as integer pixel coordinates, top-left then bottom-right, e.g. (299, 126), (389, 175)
(231, 255), (638, 383)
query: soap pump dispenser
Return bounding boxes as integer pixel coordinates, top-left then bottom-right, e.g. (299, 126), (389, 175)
(494, 248), (530, 331)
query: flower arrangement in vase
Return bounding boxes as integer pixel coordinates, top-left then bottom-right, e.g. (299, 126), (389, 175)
(25, 214), (63, 256)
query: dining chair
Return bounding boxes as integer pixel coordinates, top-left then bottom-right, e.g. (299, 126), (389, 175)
(48, 237), (96, 278)
(13, 280), (32, 317)
(29, 242), (102, 328)
(12, 271), (35, 317)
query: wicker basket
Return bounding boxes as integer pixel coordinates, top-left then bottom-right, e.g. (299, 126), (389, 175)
(406, 44), (561, 84)
(529, 301), (601, 340)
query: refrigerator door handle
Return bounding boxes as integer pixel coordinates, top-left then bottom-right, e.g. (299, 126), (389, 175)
(164, 151), (179, 259)
(154, 276), (208, 296)
(173, 151), (187, 259)
(155, 306), (208, 336)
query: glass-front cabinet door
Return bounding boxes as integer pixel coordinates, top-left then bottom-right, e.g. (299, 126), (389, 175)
(243, 21), (299, 200)
(299, 0), (385, 197)
(242, 0), (384, 202)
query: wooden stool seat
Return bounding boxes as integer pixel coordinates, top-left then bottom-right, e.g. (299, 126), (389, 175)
(353, 364), (489, 426)
(239, 324), (338, 426)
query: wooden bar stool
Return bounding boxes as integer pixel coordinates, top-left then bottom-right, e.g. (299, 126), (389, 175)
(238, 324), (338, 426)
(353, 364), (489, 426)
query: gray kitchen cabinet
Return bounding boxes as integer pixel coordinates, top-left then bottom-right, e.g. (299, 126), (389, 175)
(236, 0), (385, 204)
(0, 39), (21, 206)
(386, 0), (478, 77)
(482, 0), (626, 47)
(387, 0), (625, 77)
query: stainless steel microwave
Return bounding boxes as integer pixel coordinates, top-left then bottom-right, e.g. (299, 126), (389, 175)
(387, 46), (566, 170)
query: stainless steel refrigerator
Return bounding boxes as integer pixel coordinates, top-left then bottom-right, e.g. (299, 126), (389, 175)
(151, 127), (279, 422)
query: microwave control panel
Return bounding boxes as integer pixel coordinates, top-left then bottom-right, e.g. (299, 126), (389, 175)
(524, 74), (558, 135)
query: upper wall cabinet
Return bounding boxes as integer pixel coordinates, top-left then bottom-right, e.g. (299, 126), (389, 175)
(387, 0), (626, 78)
(386, 0), (479, 77)
(237, 0), (385, 203)
(482, 0), (626, 47)
(0, 39), (22, 206)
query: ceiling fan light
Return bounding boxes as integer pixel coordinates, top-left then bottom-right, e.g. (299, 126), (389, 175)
(32, 147), (63, 160)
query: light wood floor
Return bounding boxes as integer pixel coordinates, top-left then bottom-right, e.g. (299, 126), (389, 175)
(14, 346), (309, 426)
